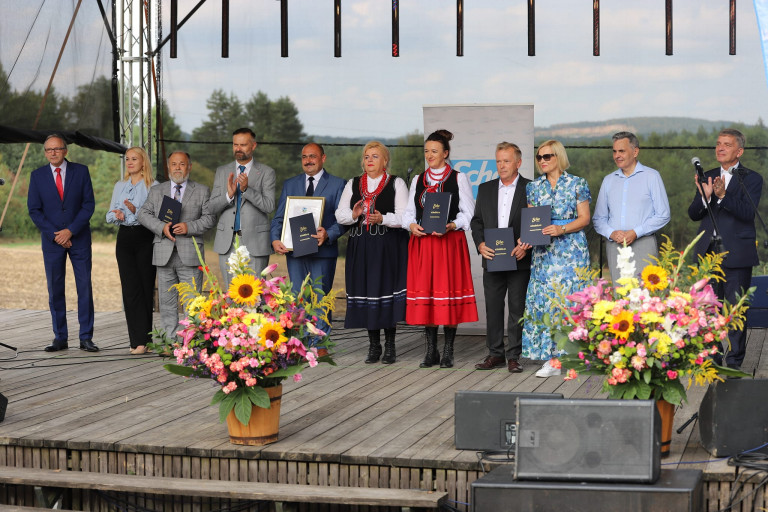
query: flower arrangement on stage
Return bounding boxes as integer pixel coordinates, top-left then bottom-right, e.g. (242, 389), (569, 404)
(162, 240), (336, 425)
(546, 232), (752, 404)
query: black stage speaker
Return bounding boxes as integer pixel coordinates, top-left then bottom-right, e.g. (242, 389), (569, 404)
(515, 398), (660, 483)
(454, 391), (563, 451)
(0, 392), (6, 422)
(472, 466), (703, 512)
(699, 379), (768, 457)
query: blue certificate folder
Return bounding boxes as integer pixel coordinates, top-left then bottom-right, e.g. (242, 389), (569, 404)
(484, 228), (517, 272)
(289, 213), (318, 257)
(520, 205), (552, 246)
(159, 195), (181, 225)
(421, 192), (452, 234)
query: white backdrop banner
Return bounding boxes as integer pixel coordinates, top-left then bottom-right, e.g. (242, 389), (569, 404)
(422, 104), (535, 335)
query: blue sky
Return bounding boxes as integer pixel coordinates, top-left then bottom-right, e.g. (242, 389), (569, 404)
(3, 1), (768, 138)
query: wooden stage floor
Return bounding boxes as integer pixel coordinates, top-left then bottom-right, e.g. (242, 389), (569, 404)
(0, 308), (766, 511)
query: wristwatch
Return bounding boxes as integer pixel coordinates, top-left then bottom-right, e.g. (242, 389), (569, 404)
(561, 225), (567, 235)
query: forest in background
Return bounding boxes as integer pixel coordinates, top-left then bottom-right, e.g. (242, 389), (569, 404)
(2, 68), (768, 270)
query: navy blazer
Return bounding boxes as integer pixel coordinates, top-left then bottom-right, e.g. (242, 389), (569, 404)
(470, 175), (532, 271)
(270, 170), (348, 259)
(688, 164), (763, 269)
(27, 160), (95, 251)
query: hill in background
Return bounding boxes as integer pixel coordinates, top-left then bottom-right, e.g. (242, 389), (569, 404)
(534, 117), (732, 142)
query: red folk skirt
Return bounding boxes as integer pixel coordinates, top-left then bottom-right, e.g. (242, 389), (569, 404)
(406, 230), (478, 326)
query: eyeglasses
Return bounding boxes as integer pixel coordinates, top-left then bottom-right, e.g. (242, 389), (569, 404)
(536, 153), (556, 162)
(44, 147), (66, 153)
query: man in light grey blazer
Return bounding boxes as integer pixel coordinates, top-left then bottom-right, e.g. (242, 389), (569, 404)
(138, 151), (216, 341)
(210, 127), (276, 287)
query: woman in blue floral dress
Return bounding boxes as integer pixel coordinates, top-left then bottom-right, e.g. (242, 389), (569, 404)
(519, 140), (591, 377)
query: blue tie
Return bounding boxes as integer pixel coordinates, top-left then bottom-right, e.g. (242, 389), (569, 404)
(233, 165), (245, 232)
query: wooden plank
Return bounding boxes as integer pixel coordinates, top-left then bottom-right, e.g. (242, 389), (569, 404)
(0, 466), (450, 507)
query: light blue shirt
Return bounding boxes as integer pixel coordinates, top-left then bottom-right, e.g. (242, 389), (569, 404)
(106, 179), (156, 226)
(593, 162), (670, 239)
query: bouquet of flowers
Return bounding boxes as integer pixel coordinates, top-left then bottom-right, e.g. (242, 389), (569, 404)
(547, 232), (752, 404)
(162, 239), (336, 425)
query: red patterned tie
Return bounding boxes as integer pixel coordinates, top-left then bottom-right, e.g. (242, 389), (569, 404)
(54, 168), (64, 200)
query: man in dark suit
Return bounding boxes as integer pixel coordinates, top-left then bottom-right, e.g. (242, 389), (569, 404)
(27, 134), (98, 352)
(210, 128), (276, 287)
(270, 143), (347, 330)
(470, 142), (531, 373)
(138, 151), (216, 341)
(688, 128), (763, 369)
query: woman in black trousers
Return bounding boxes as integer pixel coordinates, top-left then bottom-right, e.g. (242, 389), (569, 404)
(106, 147), (157, 354)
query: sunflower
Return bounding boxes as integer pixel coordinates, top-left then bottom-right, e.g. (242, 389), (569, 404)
(608, 310), (635, 339)
(229, 274), (262, 306)
(256, 320), (288, 347)
(641, 265), (668, 291)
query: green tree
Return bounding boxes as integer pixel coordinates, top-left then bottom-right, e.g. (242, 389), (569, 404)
(60, 76), (115, 138)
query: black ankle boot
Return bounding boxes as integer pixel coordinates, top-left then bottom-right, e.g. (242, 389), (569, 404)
(365, 330), (382, 364)
(420, 327), (440, 368)
(382, 328), (397, 364)
(440, 326), (456, 368)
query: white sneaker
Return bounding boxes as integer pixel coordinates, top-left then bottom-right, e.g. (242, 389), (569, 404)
(535, 361), (561, 378)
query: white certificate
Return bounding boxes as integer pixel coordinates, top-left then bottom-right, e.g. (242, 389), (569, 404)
(280, 196), (325, 250)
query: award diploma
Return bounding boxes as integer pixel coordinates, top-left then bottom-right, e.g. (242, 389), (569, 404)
(421, 192), (452, 234)
(485, 227), (518, 272)
(520, 205), (552, 246)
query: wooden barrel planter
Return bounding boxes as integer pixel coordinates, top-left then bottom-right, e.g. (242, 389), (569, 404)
(226, 385), (282, 445)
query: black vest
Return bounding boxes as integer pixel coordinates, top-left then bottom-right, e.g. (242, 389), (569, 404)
(350, 175), (397, 227)
(414, 170), (460, 223)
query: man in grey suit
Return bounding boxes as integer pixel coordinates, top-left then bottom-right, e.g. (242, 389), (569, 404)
(210, 128), (276, 287)
(138, 151), (216, 341)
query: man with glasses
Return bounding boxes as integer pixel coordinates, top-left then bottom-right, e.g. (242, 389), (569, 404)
(593, 131), (670, 283)
(209, 128), (276, 288)
(27, 134), (98, 352)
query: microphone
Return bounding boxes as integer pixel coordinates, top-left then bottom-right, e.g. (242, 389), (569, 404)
(691, 157), (706, 183)
(406, 167), (413, 183)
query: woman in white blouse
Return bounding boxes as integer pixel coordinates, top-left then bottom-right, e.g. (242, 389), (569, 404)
(402, 129), (478, 368)
(336, 141), (409, 364)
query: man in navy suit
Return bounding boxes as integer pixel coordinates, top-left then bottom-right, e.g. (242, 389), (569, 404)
(688, 128), (763, 369)
(27, 134), (98, 352)
(470, 142), (531, 373)
(270, 143), (347, 330)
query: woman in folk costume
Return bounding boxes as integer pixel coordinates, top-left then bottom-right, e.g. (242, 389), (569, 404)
(335, 141), (410, 364)
(402, 129), (478, 368)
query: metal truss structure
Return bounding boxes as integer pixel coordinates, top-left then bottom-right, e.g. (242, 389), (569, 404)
(116, 0), (157, 162)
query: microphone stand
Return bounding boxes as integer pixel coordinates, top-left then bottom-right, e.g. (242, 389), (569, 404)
(734, 168), (768, 248)
(696, 176), (726, 256)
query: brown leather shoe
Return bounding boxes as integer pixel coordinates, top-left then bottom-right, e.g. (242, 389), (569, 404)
(507, 359), (523, 373)
(475, 355), (506, 370)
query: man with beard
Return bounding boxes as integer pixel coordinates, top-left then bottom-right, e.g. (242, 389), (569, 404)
(210, 128), (276, 287)
(138, 151), (216, 341)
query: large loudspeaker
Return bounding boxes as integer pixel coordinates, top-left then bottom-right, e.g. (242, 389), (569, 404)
(472, 466), (703, 512)
(454, 391), (563, 451)
(514, 398), (660, 483)
(699, 379), (768, 457)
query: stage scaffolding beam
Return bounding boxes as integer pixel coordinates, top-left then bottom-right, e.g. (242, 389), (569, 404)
(117, 0), (155, 162)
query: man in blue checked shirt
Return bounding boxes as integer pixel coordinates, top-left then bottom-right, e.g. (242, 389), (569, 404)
(593, 132), (670, 283)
